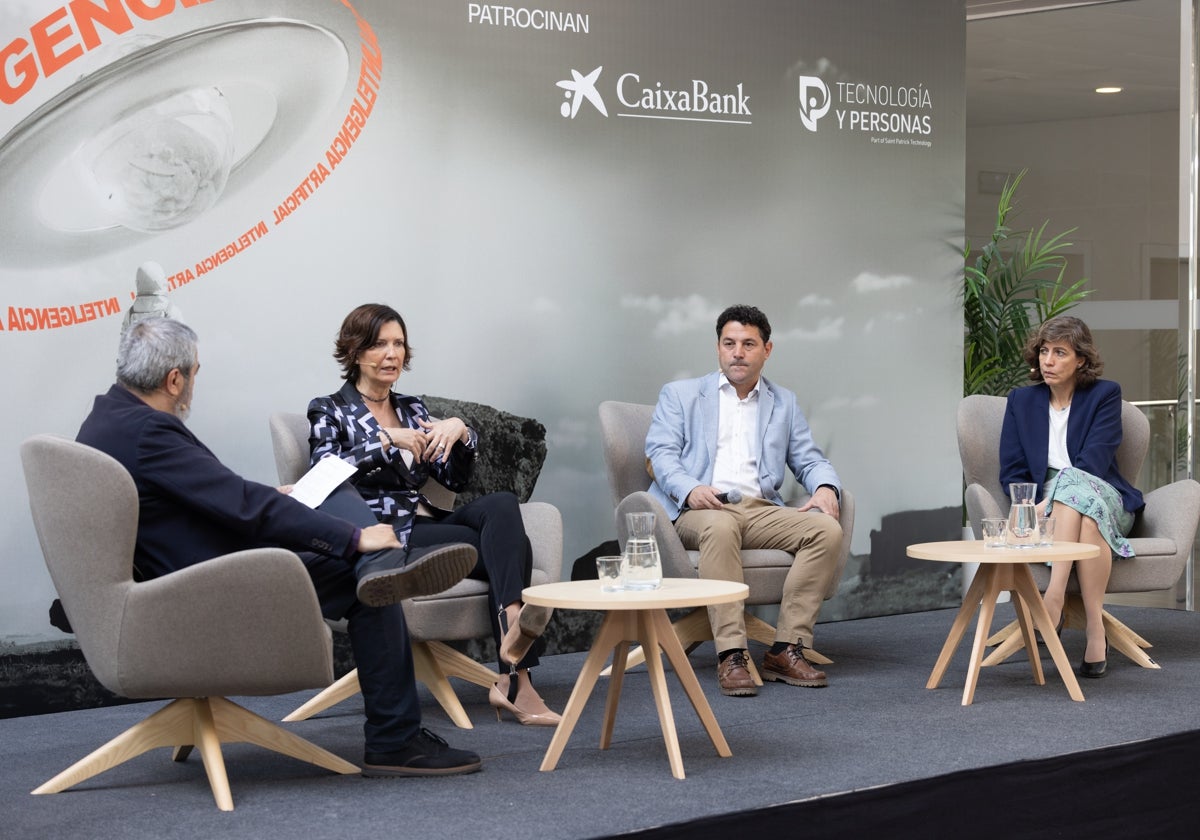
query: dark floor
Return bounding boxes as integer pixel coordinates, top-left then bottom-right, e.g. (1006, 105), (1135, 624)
(3, 604), (1198, 839)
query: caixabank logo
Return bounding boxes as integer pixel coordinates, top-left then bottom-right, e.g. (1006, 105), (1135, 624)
(555, 66), (752, 125)
(798, 72), (934, 149)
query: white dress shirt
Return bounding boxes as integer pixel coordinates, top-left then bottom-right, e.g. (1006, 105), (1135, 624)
(711, 374), (763, 499)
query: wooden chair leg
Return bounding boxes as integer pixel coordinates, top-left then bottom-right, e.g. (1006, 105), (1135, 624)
(283, 642), (499, 729)
(35, 697), (358, 811)
(282, 669), (362, 722)
(741, 613), (775, 684)
(420, 640), (508, 729)
(1103, 608), (1152, 647)
(207, 697), (358, 798)
(984, 594), (1083, 666)
(743, 611), (835, 666)
(425, 640), (499, 689)
(412, 642), (475, 729)
(600, 606), (822, 684)
(983, 595), (1160, 669)
(192, 698), (233, 810)
(34, 699), (199, 797)
(1102, 609), (1159, 668)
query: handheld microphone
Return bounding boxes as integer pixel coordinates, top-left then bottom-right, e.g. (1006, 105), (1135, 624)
(715, 489), (743, 504)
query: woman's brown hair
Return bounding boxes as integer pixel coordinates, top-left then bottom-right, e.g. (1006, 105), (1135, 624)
(1022, 315), (1103, 387)
(333, 303), (412, 382)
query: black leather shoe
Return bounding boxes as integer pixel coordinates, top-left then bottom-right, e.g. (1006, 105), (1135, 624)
(363, 728), (482, 777)
(355, 543), (476, 607)
(1078, 642), (1109, 679)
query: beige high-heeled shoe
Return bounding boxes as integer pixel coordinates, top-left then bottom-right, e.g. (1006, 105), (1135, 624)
(498, 603), (553, 666)
(489, 676), (561, 727)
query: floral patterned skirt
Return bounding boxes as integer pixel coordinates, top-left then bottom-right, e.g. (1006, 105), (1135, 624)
(1043, 467), (1135, 558)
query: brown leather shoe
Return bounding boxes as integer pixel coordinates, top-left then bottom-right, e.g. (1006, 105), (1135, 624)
(762, 643), (828, 688)
(716, 650), (758, 696)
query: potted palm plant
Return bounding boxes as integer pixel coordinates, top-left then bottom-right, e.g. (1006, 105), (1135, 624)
(962, 168), (1092, 398)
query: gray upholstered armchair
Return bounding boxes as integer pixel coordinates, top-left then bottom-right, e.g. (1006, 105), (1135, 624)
(957, 394), (1200, 668)
(20, 435), (357, 811)
(269, 411), (562, 728)
(598, 400), (855, 677)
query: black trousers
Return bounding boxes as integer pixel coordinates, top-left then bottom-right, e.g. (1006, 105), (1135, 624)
(408, 491), (540, 670)
(301, 484), (420, 753)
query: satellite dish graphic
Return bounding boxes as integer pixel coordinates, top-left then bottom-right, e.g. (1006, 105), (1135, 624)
(0, 8), (360, 270)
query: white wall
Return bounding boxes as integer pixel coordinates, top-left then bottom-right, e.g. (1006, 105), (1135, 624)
(0, 0), (968, 644)
(966, 109), (1182, 398)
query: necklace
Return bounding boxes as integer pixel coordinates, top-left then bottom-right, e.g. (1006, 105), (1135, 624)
(357, 389), (391, 404)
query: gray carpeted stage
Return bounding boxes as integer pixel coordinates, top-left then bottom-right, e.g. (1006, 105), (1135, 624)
(3, 605), (1199, 839)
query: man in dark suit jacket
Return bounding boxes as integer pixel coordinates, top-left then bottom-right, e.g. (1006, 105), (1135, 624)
(76, 316), (481, 777)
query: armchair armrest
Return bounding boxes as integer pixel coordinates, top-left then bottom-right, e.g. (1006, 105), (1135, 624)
(965, 483), (1005, 538)
(1137, 479), (1200, 546)
(117, 548), (334, 698)
(520, 501), (564, 584)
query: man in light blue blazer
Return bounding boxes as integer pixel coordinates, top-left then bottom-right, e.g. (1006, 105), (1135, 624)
(646, 305), (843, 697)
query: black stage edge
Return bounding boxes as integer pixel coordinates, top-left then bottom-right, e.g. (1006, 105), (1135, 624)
(630, 729), (1200, 840)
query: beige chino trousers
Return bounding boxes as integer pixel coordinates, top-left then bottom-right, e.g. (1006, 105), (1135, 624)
(674, 496), (841, 653)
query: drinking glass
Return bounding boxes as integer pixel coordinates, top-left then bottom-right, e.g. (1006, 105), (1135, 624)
(1038, 515), (1056, 546)
(595, 556), (623, 592)
(981, 517), (1007, 548)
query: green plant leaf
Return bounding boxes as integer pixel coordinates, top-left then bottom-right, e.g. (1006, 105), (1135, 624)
(961, 169), (1092, 397)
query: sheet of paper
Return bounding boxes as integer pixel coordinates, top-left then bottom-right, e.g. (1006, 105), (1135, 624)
(288, 455), (357, 509)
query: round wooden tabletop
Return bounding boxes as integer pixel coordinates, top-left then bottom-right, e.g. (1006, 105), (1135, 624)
(522, 578), (748, 611)
(906, 540), (1100, 564)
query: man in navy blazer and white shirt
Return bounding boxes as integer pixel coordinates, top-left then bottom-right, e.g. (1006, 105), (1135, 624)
(76, 317), (482, 777)
(646, 304), (844, 697)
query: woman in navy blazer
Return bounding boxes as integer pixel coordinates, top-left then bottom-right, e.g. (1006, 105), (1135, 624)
(999, 316), (1143, 678)
(308, 304), (559, 726)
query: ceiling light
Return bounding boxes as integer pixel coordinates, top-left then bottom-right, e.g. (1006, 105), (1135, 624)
(1095, 86), (1123, 94)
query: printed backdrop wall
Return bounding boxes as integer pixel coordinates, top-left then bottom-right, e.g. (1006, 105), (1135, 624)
(0, 0), (966, 642)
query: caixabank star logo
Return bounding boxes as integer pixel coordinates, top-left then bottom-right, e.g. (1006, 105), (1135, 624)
(556, 66), (608, 118)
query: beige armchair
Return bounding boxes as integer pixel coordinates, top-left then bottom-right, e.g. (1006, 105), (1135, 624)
(20, 435), (357, 811)
(957, 394), (1200, 668)
(598, 401), (855, 680)
(269, 411), (562, 729)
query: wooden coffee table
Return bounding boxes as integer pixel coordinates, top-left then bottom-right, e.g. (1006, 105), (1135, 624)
(522, 578), (748, 779)
(906, 540), (1100, 705)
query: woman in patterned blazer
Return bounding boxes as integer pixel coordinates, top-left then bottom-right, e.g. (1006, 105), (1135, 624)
(308, 303), (559, 726)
